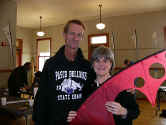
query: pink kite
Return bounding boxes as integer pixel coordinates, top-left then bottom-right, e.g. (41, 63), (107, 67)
(71, 49), (166, 125)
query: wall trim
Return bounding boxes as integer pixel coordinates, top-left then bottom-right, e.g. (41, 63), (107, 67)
(0, 69), (12, 72)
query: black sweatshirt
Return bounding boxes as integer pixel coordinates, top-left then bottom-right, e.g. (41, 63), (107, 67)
(33, 45), (92, 125)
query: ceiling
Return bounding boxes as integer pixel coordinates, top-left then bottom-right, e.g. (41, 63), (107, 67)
(16, 0), (166, 29)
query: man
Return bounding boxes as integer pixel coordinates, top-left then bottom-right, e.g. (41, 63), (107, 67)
(33, 19), (93, 125)
(8, 62), (32, 97)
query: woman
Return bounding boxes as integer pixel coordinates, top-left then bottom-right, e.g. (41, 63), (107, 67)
(90, 46), (139, 125)
(68, 46), (139, 125)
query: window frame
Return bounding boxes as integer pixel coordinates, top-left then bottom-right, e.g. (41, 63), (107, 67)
(36, 38), (52, 71)
(88, 33), (109, 60)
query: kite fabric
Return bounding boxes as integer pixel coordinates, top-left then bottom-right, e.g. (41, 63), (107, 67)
(70, 49), (166, 125)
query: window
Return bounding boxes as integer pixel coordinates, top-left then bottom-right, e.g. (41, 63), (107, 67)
(37, 38), (51, 71)
(90, 35), (107, 44)
(88, 33), (109, 59)
(38, 52), (50, 71)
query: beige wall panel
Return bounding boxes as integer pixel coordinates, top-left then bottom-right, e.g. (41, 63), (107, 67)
(0, 47), (12, 69)
(0, 72), (10, 88)
(115, 50), (137, 66)
(0, 0), (16, 88)
(0, 0), (16, 69)
(16, 27), (33, 64)
(137, 49), (163, 59)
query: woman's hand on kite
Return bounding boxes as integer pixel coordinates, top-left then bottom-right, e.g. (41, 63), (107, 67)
(105, 101), (127, 117)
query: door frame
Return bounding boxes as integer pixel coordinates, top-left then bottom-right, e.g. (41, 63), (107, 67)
(88, 33), (109, 60)
(16, 39), (23, 66)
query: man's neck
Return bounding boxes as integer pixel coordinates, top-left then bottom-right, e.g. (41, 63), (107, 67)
(64, 46), (77, 61)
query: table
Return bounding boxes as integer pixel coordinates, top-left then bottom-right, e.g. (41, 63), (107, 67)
(0, 97), (33, 125)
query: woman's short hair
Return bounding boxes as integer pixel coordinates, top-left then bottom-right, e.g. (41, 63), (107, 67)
(91, 46), (115, 71)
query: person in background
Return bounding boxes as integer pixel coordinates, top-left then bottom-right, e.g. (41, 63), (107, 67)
(29, 71), (42, 98)
(32, 71), (42, 87)
(8, 62), (32, 97)
(124, 59), (134, 67)
(33, 19), (94, 125)
(68, 46), (140, 125)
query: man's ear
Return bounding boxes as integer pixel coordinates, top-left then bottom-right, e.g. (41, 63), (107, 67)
(63, 33), (67, 43)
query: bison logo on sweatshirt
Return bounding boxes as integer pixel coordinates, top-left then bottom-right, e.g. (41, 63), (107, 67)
(61, 78), (82, 94)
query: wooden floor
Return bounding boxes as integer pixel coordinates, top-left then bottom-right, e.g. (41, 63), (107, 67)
(27, 100), (166, 125)
(1, 99), (166, 125)
(134, 99), (166, 125)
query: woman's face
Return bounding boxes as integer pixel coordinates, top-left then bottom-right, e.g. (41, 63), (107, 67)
(93, 57), (112, 77)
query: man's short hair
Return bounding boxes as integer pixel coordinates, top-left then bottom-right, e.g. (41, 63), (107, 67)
(64, 19), (85, 33)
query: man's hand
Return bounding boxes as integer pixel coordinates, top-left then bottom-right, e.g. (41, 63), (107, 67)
(67, 111), (77, 122)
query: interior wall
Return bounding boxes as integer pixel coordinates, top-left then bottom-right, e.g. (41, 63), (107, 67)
(85, 10), (166, 67)
(0, 0), (17, 88)
(0, 0), (17, 69)
(16, 26), (33, 64)
(32, 10), (166, 68)
(32, 24), (65, 67)
(33, 24), (64, 56)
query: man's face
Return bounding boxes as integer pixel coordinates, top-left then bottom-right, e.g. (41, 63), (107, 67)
(64, 23), (84, 51)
